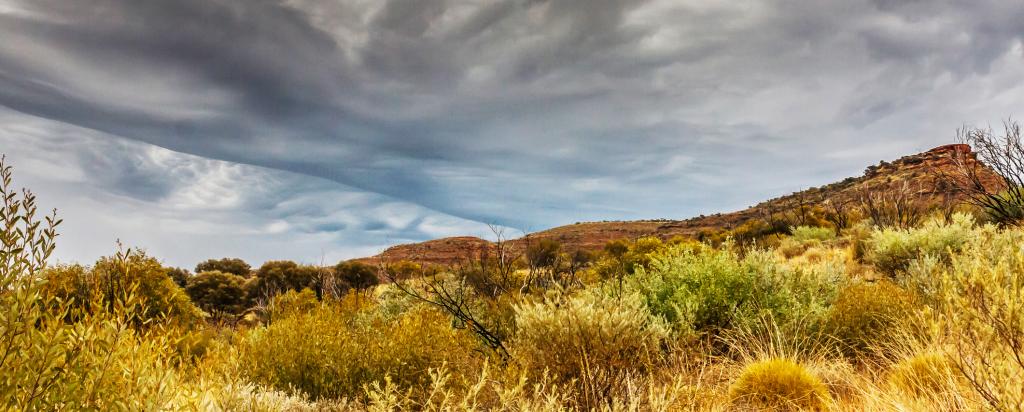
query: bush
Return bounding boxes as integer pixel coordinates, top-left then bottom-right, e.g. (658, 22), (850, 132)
(790, 226), (835, 242)
(826, 280), (915, 357)
(239, 296), (476, 400)
(186, 270), (249, 315)
(866, 213), (975, 275)
(196, 258), (252, 277)
(511, 289), (669, 409)
(728, 358), (830, 411)
(512, 290), (668, 380)
(632, 245), (838, 337)
(91, 250), (202, 326)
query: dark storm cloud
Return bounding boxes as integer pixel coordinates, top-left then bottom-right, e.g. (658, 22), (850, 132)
(0, 0), (1022, 231)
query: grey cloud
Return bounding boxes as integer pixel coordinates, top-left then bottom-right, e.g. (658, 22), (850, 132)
(0, 0), (1021, 236)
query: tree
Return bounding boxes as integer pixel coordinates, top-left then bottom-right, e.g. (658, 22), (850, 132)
(333, 261), (379, 291)
(937, 120), (1024, 226)
(165, 267), (190, 288)
(249, 261), (317, 300)
(186, 271), (248, 314)
(195, 258), (252, 278)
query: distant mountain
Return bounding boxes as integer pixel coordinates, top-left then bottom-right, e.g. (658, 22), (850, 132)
(357, 144), (997, 266)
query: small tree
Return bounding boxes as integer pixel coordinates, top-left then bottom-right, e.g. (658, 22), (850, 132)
(195, 258), (252, 278)
(186, 271), (248, 315)
(333, 261), (379, 291)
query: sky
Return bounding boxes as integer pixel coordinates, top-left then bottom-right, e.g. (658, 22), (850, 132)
(0, 0), (1022, 268)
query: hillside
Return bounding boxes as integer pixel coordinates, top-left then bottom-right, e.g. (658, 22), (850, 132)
(359, 144), (997, 266)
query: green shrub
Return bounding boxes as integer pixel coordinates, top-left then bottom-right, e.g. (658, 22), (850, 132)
(866, 213), (975, 275)
(91, 250), (202, 326)
(333, 260), (379, 291)
(729, 358), (830, 411)
(239, 296), (476, 400)
(826, 280), (915, 357)
(632, 246), (838, 336)
(791, 226), (836, 242)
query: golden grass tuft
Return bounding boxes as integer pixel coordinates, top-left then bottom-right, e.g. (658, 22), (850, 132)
(887, 352), (956, 398)
(729, 358), (831, 411)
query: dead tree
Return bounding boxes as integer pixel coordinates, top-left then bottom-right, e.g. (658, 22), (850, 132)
(936, 120), (1024, 226)
(857, 181), (928, 229)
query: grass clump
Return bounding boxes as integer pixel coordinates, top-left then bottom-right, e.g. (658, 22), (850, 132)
(729, 358), (830, 411)
(887, 352), (957, 398)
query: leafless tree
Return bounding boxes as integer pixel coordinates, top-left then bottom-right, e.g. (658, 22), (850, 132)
(856, 181), (928, 229)
(823, 197), (854, 234)
(936, 120), (1024, 226)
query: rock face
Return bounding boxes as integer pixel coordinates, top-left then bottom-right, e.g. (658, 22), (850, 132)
(357, 145), (998, 266)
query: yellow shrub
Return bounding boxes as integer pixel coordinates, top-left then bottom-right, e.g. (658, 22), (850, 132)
(729, 358), (830, 411)
(826, 280), (915, 357)
(511, 289), (669, 408)
(239, 297), (477, 400)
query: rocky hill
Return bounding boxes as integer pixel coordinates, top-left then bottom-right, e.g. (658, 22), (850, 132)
(358, 144), (997, 266)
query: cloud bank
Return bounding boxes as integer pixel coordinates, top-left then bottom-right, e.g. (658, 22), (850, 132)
(0, 0), (1021, 265)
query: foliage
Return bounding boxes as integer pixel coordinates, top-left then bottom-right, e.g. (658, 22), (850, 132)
(166, 266), (191, 288)
(825, 280), (916, 357)
(187, 270), (249, 315)
(866, 213), (976, 275)
(728, 358), (830, 411)
(790, 226), (836, 242)
(238, 296), (477, 401)
(936, 229), (1024, 411)
(526, 238), (561, 269)
(511, 289), (669, 402)
(334, 260), (380, 291)
(196, 257), (252, 277)
(631, 245), (839, 337)
(249, 260), (319, 300)
(91, 250), (202, 326)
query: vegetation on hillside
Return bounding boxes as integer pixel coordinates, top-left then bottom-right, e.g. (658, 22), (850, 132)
(2, 123), (1024, 410)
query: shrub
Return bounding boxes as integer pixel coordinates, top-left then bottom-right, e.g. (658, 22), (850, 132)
(91, 250), (202, 326)
(511, 289), (669, 409)
(186, 270), (249, 314)
(826, 280), (915, 357)
(196, 258), (252, 277)
(791, 226), (836, 242)
(728, 358), (830, 411)
(239, 296), (476, 401)
(632, 245), (837, 337)
(936, 229), (1024, 410)
(866, 213), (976, 275)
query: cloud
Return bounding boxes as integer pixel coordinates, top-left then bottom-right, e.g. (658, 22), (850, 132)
(0, 0), (1021, 263)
